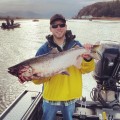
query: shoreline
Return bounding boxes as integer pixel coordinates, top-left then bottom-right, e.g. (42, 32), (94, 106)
(74, 17), (120, 21)
(0, 17), (120, 21)
(91, 17), (120, 21)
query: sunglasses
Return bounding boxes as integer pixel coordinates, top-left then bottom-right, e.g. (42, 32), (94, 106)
(51, 23), (66, 28)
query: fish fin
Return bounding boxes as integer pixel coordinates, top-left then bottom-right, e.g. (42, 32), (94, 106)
(50, 48), (59, 54)
(33, 73), (41, 77)
(75, 55), (82, 69)
(59, 69), (70, 76)
(90, 42), (101, 60)
(95, 41), (100, 45)
(91, 44), (100, 53)
(91, 52), (101, 60)
(74, 45), (81, 49)
(61, 71), (70, 76)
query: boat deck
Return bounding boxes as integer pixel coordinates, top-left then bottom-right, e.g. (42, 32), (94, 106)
(0, 90), (120, 120)
(0, 90), (43, 120)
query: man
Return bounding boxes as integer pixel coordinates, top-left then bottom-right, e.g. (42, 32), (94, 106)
(32, 14), (95, 120)
(15, 13), (95, 120)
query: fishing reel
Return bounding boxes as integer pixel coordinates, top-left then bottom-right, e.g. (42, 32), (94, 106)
(91, 40), (120, 108)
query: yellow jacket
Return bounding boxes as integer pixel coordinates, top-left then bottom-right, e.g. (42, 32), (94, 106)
(32, 59), (95, 101)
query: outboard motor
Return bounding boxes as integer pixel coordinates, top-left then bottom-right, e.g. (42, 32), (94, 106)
(93, 41), (120, 91)
(91, 40), (120, 107)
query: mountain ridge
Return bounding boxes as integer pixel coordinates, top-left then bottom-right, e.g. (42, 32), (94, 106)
(74, 0), (120, 19)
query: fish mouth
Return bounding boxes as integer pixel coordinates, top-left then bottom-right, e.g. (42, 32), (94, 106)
(8, 67), (19, 77)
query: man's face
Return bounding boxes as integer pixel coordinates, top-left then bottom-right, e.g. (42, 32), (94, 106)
(50, 20), (67, 40)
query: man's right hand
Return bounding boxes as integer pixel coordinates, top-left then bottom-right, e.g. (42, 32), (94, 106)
(18, 66), (40, 83)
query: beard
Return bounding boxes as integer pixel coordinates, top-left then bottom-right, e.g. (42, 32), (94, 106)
(53, 31), (66, 40)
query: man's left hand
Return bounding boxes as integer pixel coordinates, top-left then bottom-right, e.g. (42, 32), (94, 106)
(82, 43), (93, 60)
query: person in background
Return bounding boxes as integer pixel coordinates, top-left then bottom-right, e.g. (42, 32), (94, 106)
(11, 18), (14, 26)
(5, 16), (10, 26)
(22, 14), (95, 120)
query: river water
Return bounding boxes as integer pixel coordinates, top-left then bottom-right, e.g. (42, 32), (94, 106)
(0, 19), (120, 115)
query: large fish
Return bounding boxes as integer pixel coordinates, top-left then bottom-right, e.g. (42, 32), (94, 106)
(8, 45), (99, 83)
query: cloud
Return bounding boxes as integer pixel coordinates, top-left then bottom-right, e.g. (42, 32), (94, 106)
(0, 0), (112, 18)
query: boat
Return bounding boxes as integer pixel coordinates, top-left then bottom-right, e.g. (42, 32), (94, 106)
(0, 90), (43, 120)
(1, 23), (20, 29)
(0, 40), (120, 120)
(0, 89), (120, 120)
(33, 19), (39, 22)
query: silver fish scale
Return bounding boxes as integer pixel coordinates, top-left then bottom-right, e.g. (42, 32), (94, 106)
(30, 48), (87, 77)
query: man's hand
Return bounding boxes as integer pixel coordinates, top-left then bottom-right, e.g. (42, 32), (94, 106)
(82, 43), (93, 60)
(83, 43), (93, 50)
(18, 66), (40, 83)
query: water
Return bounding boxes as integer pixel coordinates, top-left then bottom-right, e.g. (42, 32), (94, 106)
(0, 19), (120, 115)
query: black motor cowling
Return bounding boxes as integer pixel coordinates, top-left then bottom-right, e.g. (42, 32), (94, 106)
(93, 41), (120, 90)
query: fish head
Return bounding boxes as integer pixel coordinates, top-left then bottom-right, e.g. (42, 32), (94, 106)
(8, 65), (33, 83)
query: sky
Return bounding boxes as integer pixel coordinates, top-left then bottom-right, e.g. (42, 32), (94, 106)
(0, 0), (112, 18)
